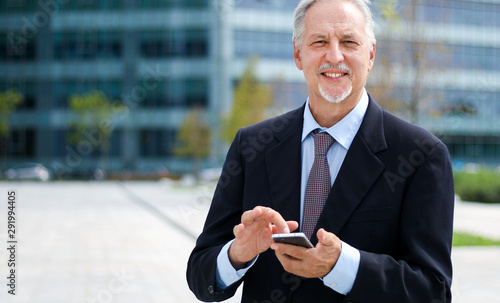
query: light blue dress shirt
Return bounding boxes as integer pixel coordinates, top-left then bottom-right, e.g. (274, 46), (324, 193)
(216, 90), (369, 295)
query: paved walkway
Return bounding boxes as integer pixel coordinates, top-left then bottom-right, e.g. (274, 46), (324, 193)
(0, 181), (498, 302)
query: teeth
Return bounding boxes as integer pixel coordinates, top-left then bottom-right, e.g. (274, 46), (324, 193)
(324, 73), (344, 78)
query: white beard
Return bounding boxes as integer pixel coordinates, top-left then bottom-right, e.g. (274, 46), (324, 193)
(319, 84), (352, 104)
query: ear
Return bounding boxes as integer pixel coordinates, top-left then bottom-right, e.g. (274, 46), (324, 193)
(367, 43), (376, 72)
(293, 40), (303, 71)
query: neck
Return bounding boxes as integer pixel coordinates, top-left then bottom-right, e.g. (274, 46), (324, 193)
(309, 92), (362, 128)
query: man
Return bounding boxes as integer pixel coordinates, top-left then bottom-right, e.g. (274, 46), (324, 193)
(187, 0), (454, 302)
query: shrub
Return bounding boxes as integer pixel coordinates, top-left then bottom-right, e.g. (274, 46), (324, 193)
(454, 168), (500, 203)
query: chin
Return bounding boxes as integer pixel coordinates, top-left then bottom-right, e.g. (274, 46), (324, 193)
(319, 85), (352, 104)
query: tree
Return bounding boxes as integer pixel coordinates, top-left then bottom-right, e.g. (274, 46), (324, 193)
(221, 56), (273, 143)
(174, 107), (212, 181)
(0, 90), (23, 139)
(0, 90), (23, 172)
(68, 91), (125, 172)
(369, 0), (450, 123)
(367, 0), (404, 113)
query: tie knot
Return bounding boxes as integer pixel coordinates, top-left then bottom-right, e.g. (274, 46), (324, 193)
(312, 131), (335, 156)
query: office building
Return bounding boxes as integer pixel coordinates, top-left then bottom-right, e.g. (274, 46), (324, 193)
(0, 0), (498, 177)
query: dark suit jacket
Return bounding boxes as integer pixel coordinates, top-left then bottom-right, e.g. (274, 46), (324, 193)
(187, 96), (454, 303)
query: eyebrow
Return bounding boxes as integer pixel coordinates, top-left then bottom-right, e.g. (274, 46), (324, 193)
(307, 31), (360, 41)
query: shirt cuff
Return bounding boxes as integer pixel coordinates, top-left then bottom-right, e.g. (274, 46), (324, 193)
(321, 241), (360, 295)
(216, 240), (258, 290)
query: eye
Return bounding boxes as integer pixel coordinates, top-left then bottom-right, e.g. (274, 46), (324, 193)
(313, 40), (327, 45)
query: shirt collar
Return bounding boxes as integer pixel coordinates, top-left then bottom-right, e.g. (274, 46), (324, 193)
(302, 89), (369, 150)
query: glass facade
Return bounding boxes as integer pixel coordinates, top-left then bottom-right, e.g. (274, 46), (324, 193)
(0, 0), (499, 171)
(53, 80), (122, 108)
(140, 29), (208, 58)
(0, 80), (36, 109)
(140, 0), (209, 9)
(0, 32), (37, 61)
(139, 129), (176, 157)
(140, 78), (208, 108)
(234, 30), (293, 59)
(53, 31), (123, 60)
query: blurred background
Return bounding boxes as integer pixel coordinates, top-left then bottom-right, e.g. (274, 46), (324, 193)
(0, 0), (499, 302)
(0, 0), (498, 180)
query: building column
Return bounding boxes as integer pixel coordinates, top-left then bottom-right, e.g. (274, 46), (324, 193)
(209, 0), (233, 161)
(120, 2), (140, 169)
(35, 12), (53, 162)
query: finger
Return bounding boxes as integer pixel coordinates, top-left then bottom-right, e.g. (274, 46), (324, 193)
(240, 206), (264, 226)
(241, 206), (290, 233)
(317, 228), (335, 246)
(233, 223), (245, 238)
(271, 243), (307, 260)
(261, 208), (290, 233)
(271, 220), (299, 234)
(287, 221), (299, 232)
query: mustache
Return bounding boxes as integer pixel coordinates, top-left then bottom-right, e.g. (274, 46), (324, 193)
(317, 64), (351, 75)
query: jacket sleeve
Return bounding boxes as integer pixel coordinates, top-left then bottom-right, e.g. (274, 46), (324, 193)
(186, 129), (246, 302)
(345, 141), (454, 303)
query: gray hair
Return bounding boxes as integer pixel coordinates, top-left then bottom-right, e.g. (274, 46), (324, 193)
(293, 0), (376, 49)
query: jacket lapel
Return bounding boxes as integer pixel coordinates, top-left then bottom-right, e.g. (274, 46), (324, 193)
(313, 97), (388, 241)
(265, 105), (305, 225)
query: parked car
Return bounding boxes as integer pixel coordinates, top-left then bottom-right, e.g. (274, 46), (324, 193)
(4, 163), (51, 181)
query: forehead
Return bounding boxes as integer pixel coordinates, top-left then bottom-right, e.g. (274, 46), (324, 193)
(303, 1), (366, 38)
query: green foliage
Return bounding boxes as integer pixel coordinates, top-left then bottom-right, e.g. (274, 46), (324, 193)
(0, 90), (23, 138)
(453, 231), (500, 246)
(454, 168), (500, 204)
(68, 91), (125, 153)
(376, 0), (400, 21)
(222, 56), (272, 143)
(174, 107), (212, 160)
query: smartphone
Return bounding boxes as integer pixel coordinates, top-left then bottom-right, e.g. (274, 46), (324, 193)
(272, 232), (314, 248)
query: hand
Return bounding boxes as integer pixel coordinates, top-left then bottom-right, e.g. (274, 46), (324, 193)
(271, 228), (341, 278)
(228, 206), (299, 270)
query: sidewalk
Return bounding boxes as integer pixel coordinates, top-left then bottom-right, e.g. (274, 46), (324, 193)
(453, 196), (500, 240)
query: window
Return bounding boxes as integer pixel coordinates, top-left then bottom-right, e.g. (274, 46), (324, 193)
(59, 0), (123, 11)
(53, 80), (121, 108)
(140, 29), (208, 58)
(419, 0), (500, 27)
(140, 78), (208, 108)
(0, 80), (36, 109)
(140, 129), (176, 157)
(55, 129), (122, 158)
(0, 32), (36, 61)
(54, 31), (122, 60)
(140, 0), (208, 9)
(4, 129), (35, 157)
(234, 30), (293, 59)
(235, 0), (299, 11)
(0, 0), (38, 12)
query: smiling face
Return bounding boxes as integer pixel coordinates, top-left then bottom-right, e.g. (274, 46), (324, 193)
(294, 0), (375, 107)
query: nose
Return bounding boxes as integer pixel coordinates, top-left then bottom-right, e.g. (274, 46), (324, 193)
(324, 42), (344, 64)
